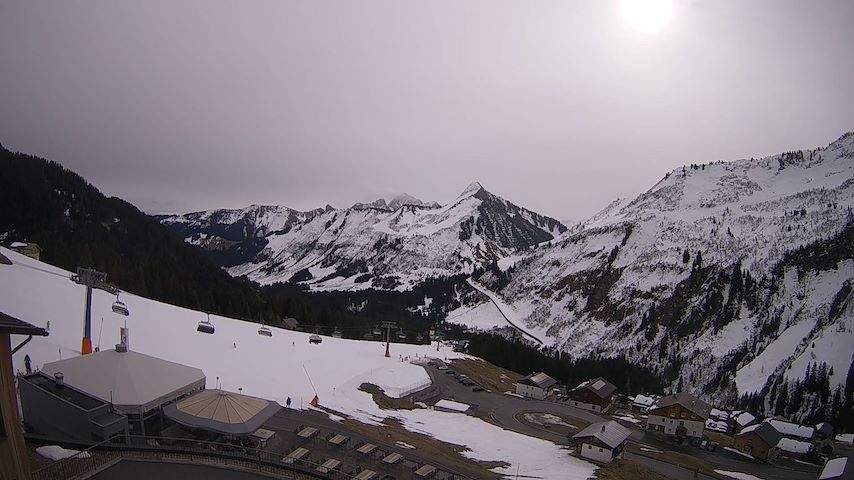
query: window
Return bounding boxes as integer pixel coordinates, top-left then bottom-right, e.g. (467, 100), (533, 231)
(588, 445), (592, 449)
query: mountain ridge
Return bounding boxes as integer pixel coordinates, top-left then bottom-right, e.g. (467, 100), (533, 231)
(160, 182), (567, 289)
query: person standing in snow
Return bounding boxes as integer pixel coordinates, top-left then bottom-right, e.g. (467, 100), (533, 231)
(24, 354), (31, 374)
(286, 397), (291, 408)
(233, 342), (237, 348)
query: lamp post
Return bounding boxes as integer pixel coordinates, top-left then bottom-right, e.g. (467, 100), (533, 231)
(71, 267), (127, 354)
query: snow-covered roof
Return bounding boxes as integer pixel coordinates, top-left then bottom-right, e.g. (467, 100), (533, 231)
(10, 242), (28, 247)
(734, 411), (757, 426)
(517, 372), (557, 389)
(777, 437), (813, 454)
(767, 419), (815, 440)
(820, 457), (849, 480)
(631, 394), (656, 407)
(42, 349), (206, 414)
(573, 420), (631, 449)
(836, 433), (854, 445)
(710, 408), (729, 420)
(705, 419), (729, 433)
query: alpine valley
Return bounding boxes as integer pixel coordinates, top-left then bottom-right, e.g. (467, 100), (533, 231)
(160, 132), (854, 423)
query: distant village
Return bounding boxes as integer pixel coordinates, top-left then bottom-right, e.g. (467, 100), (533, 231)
(512, 370), (852, 478)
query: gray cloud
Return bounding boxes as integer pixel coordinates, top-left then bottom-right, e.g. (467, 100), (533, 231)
(1, 0), (852, 221)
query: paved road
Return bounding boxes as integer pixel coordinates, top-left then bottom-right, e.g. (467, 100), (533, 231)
(423, 360), (605, 441)
(424, 360), (819, 480)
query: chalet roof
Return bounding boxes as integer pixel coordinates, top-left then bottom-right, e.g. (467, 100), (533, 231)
(0, 311), (49, 336)
(573, 421), (631, 449)
(572, 377), (617, 399)
(630, 394), (656, 407)
(766, 419), (815, 440)
(516, 372), (557, 389)
(650, 391), (712, 419)
(738, 423), (783, 448)
(733, 411), (757, 427)
(816, 422), (834, 436)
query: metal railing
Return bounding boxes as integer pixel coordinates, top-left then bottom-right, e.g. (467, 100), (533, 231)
(30, 435), (356, 480)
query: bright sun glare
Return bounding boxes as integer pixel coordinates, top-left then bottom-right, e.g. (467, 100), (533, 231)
(620, 0), (675, 34)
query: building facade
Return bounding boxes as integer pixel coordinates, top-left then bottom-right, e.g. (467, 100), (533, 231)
(514, 372), (557, 400)
(733, 423), (783, 461)
(572, 421), (631, 464)
(19, 372), (128, 442)
(567, 377), (616, 412)
(1, 311), (48, 480)
(645, 392), (712, 438)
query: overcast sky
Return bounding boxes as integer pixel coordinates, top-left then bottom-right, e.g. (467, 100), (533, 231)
(1, 1), (852, 221)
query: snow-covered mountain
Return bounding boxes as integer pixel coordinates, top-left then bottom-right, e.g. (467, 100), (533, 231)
(352, 193), (441, 211)
(472, 132), (854, 414)
(159, 182), (567, 290)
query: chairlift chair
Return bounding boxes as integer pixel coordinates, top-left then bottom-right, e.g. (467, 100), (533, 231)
(197, 314), (215, 334)
(111, 294), (130, 316)
(371, 327), (382, 336)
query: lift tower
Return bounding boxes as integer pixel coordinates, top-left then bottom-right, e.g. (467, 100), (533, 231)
(71, 267), (127, 354)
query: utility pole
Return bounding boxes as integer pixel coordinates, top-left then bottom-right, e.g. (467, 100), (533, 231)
(72, 267), (123, 355)
(381, 321), (397, 358)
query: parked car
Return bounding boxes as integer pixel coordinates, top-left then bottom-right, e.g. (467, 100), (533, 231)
(445, 370), (456, 375)
(437, 365), (448, 371)
(472, 386), (485, 392)
(309, 335), (322, 344)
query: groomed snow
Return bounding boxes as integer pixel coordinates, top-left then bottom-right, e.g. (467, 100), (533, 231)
(0, 247), (597, 479)
(397, 408), (596, 479)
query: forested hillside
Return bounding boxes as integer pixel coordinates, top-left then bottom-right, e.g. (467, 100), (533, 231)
(0, 143), (296, 325)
